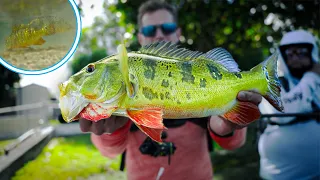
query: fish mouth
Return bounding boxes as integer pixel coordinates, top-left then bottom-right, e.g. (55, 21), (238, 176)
(59, 85), (126, 123)
(59, 92), (89, 123)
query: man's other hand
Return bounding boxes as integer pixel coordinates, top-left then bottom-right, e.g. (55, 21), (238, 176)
(79, 116), (129, 135)
(209, 91), (262, 136)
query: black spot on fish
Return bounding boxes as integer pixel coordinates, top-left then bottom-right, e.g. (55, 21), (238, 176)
(186, 93), (191, 100)
(200, 78), (207, 88)
(161, 79), (169, 88)
(160, 93), (164, 100)
(168, 72), (172, 77)
(234, 72), (242, 79)
(142, 87), (158, 100)
(207, 64), (222, 80)
(143, 59), (156, 80)
(165, 92), (171, 99)
(130, 74), (135, 80)
(181, 62), (195, 84)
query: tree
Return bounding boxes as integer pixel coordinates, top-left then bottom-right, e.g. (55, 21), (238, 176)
(0, 66), (20, 108)
(76, 0), (319, 71)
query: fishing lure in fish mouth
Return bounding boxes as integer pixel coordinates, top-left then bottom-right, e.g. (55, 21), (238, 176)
(59, 41), (284, 142)
(5, 16), (73, 50)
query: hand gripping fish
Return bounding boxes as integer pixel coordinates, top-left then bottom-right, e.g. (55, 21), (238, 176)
(59, 41), (284, 142)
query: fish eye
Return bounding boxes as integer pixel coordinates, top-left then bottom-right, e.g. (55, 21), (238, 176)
(86, 64), (95, 73)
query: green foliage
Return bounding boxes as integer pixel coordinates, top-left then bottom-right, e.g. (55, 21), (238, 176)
(76, 0), (319, 71)
(0, 66), (20, 108)
(0, 139), (14, 156)
(49, 119), (60, 126)
(113, 0), (319, 70)
(12, 135), (124, 180)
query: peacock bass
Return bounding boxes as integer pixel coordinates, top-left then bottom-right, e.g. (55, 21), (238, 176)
(59, 41), (284, 142)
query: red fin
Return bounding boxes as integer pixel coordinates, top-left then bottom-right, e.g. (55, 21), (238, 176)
(135, 124), (164, 142)
(34, 37), (45, 45)
(80, 103), (117, 122)
(127, 108), (165, 129)
(222, 101), (261, 126)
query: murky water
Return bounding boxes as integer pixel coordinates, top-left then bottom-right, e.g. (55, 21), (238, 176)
(0, 0), (77, 70)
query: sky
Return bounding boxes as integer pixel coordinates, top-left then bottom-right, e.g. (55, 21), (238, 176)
(19, 0), (104, 97)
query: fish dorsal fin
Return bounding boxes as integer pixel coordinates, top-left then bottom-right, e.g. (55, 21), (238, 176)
(138, 41), (203, 61)
(12, 24), (26, 32)
(117, 44), (135, 98)
(202, 48), (240, 72)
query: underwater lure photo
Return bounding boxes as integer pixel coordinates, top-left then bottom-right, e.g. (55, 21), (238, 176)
(59, 41), (284, 142)
(0, 0), (77, 71)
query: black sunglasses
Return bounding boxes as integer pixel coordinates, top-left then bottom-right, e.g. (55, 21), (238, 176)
(285, 48), (310, 59)
(141, 23), (177, 37)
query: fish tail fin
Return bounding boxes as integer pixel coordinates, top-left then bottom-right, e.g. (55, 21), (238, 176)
(252, 52), (284, 112)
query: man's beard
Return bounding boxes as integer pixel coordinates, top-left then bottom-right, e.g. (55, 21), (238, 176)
(288, 63), (314, 79)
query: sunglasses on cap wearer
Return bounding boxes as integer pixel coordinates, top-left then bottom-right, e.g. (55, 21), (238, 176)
(284, 48), (310, 59)
(141, 23), (177, 37)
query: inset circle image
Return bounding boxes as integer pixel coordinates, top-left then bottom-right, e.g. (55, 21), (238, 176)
(0, 0), (81, 74)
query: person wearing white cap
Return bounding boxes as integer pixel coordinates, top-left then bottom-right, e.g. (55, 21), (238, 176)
(258, 30), (320, 180)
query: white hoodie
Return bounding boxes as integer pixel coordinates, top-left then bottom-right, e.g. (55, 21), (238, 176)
(259, 30), (320, 123)
(258, 30), (320, 180)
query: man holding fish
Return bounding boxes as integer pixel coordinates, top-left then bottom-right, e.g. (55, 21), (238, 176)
(59, 1), (282, 179)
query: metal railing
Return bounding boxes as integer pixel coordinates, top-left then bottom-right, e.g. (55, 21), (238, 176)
(254, 112), (320, 146)
(0, 102), (59, 140)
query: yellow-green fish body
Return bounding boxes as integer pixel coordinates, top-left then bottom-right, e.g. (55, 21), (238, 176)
(5, 27), (46, 49)
(5, 16), (73, 49)
(119, 53), (267, 119)
(59, 42), (283, 142)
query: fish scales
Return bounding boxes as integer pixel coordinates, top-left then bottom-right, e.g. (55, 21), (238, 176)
(120, 53), (267, 118)
(59, 41), (283, 142)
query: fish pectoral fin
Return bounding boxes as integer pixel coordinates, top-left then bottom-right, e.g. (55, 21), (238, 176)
(222, 101), (261, 126)
(117, 44), (135, 98)
(34, 37), (46, 45)
(127, 108), (166, 142)
(127, 108), (166, 129)
(134, 124), (164, 142)
(80, 103), (117, 122)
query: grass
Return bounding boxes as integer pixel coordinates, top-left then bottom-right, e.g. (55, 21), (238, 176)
(49, 119), (60, 126)
(0, 139), (14, 156)
(7, 123), (261, 180)
(11, 134), (126, 180)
